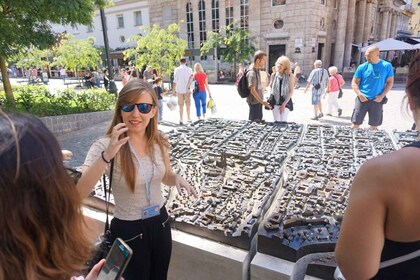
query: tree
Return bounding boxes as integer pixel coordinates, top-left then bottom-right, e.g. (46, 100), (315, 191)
(51, 34), (102, 80)
(124, 23), (187, 77)
(201, 22), (255, 78)
(11, 48), (53, 72)
(0, 0), (108, 103)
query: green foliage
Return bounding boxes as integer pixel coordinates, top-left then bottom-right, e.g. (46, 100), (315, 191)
(124, 23), (187, 76)
(201, 22), (255, 75)
(51, 34), (102, 75)
(10, 48), (53, 69)
(0, 85), (115, 117)
(0, 0), (109, 59)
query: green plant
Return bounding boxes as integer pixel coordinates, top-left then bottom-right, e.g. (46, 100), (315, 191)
(0, 85), (115, 116)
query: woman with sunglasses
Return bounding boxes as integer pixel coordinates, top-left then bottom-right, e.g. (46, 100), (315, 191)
(77, 79), (197, 280)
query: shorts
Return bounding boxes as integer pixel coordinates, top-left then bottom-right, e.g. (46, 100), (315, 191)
(177, 92), (191, 108)
(351, 97), (383, 126)
(311, 91), (322, 105)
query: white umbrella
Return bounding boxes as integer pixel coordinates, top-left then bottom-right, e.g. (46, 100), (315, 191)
(413, 43), (420, 50)
(361, 38), (414, 52)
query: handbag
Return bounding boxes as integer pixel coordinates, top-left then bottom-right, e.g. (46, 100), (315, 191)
(333, 75), (343, 99)
(85, 159), (115, 272)
(207, 98), (214, 109)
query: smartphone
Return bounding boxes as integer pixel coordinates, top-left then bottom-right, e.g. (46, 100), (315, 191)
(97, 238), (133, 280)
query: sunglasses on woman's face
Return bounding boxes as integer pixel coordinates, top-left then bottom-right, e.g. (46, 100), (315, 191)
(120, 103), (154, 114)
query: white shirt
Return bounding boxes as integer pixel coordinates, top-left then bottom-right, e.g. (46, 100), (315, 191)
(173, 64), (193, 93)
(60, 68), (66, 76)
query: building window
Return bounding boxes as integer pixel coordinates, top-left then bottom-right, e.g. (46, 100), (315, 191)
(186, 2), (194, 49)
(273, 19), (284, 29)
(199, 0), (207, 59)
(334, 0), (338, 9)
(321, 0), (326, 5)
(272, 0), (286, 5)
(226, 0), (233, 27)
(87, 26), (93, 33)
(117, 14), (124, 29)
(134, 11), (142, 26)
(212, 0), (220, 31)
(320, 17), (325, 30)
(240, 0), (249, 30)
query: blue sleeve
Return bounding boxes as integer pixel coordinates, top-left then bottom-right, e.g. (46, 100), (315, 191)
(386, 63), (394, 78)
(354, 64), (363, 79)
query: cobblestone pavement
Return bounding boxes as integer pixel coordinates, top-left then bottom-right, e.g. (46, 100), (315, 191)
(47, 78), (411, 168)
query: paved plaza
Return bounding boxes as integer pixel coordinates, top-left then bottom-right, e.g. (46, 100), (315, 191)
(9, 78), (411, 167)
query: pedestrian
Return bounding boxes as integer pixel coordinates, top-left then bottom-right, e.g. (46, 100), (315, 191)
(121, 68), (129, 87)
(30, 66), (38, 84)
(153, 77), (164, 123)
(103, 69), (110, 90)
(304, 60), (329, 120)
(60, 67), (67, 83)
(269, 56), (294, 122)
(93, 70), (101, 87)
(192, 63), (212, 120)
(143, 66), (154, 82)
(173, 57), (193, 125)
(351, 46), (394, 129)
(247, 50), (272, 121)
(324, 66), (344, 117)
(294, 62), (301, 89)
(0, 109), (105, 280)
(76, 79), (197, 280)
(335, 52), (420, 280)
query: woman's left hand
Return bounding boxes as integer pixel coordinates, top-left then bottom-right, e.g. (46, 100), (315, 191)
(84, 259), (105, 280)
(175, 175), (198, 198)
(279, 104), (286, 113)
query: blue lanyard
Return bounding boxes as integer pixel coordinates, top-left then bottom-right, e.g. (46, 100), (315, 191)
(129, 142), (155, 204)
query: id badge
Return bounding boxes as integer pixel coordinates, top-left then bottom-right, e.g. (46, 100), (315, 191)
(142, 204), (160, 219)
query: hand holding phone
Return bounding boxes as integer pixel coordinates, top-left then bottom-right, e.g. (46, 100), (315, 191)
(97, 238), (133, 280)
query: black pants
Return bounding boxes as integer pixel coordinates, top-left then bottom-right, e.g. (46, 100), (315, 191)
(110, 206), (172, 280)
(248, 103), (263, 121)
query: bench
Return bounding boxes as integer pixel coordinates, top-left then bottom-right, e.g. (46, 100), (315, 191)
(16, 79), (29, 84)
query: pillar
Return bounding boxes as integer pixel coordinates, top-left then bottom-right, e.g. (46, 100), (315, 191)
(379, 10), (390, 40)
(343, 0), (357, 68)
(333, 0), (349, 71)
(362, 1), (372, 46)
(354, 0), (367, 67)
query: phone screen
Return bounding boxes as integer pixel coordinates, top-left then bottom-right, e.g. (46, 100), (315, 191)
(97, 238), (133, 280)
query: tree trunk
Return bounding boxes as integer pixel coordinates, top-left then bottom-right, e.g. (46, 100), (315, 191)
(0, 56), (15, 104)
(233, 56), (237, 81)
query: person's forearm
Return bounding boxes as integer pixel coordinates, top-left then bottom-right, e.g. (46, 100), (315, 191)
(380, 81), (393, 98)
(352, 82), (362, 96)
(172, 82), (177, 93)
(162, 170), (177, 186)
(76, 157), (109, 199)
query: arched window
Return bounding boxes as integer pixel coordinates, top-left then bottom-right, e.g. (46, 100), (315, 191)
(199, 0), (207, 59)
(225, 0), (233, 27)
(199, 0), (207, 45)
(240, 0), (249, 30)
(212, 0), (220, 32)
(186, 2), (194, 49)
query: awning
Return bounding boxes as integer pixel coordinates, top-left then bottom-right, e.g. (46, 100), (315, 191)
(361, 38), (414, 52)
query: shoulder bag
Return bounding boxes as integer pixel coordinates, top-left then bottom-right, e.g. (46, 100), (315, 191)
(85, 159), (115, 272)
(333, 75), (343, 99)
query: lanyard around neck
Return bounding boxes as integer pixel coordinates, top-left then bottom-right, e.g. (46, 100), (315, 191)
(129, 142), (155, 204)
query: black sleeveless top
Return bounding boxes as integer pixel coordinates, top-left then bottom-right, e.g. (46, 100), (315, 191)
(371, 141), (420, 279)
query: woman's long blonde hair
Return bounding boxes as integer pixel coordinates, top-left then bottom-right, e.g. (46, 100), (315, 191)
(107, 79), (169, 192)
(0, 110), (92, 279)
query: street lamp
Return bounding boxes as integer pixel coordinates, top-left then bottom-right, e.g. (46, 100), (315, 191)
(100, 8), (118, 96)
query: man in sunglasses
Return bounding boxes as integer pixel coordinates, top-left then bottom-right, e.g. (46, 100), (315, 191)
(173, 57), (193, 125)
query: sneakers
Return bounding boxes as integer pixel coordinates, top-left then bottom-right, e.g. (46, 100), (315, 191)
(311, 116), (319, 120)
(179, 120), (183, 125)
(326, 113), (332, 116)
(318, 112), (324, 118)
(338, 108), (343, 117)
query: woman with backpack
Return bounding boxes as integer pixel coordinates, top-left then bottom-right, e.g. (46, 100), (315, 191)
(192, 63), (212, 120)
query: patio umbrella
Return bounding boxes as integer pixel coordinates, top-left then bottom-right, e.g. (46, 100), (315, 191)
(361, 38), (414, 52)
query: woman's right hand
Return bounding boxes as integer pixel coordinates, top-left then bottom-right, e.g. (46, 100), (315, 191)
(103, 123), (129, 161)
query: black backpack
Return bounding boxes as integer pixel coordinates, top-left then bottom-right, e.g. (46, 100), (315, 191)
(192, 79), (199, 96)
(237, 69), (251, 98)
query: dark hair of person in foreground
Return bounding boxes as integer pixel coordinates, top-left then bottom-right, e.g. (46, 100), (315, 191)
(0, 110), (92, 279)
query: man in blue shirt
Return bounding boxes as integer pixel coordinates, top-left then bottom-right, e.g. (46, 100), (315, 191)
(351, 46), (394, 129)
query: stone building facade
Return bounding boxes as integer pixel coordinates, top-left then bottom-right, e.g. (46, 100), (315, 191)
(150, 0), (411, 75)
